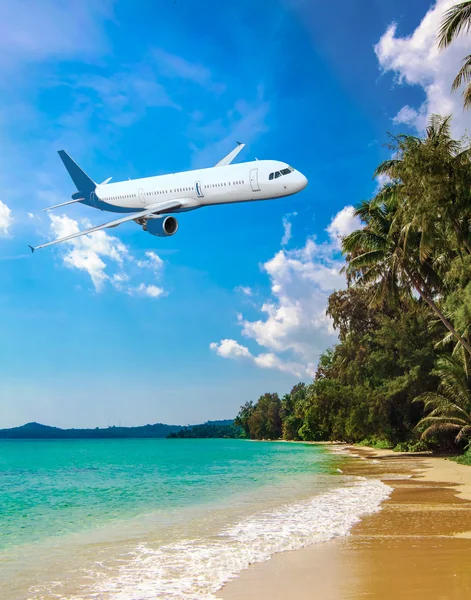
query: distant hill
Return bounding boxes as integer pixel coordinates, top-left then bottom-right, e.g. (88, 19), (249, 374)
(0, 421), (183, 439)
(0, 420), (238, 439)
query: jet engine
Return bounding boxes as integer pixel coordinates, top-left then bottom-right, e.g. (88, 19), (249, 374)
(145, 215), (179, 237)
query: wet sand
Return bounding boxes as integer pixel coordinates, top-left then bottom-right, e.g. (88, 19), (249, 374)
(218, 447), (471, 600)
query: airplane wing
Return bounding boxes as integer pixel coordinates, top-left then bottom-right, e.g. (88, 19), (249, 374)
(215, 142), (245, 167)
(29, 200), (182, 252)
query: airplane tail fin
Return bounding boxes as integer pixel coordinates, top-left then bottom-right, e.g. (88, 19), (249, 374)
(58, 150), (96, 193)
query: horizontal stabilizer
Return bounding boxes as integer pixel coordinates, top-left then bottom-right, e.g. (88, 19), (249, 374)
(41, 198), (84, 212)
(215, 142), (245, 167)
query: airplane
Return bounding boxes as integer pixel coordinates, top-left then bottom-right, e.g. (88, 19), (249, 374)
(29, 143), (308, 252)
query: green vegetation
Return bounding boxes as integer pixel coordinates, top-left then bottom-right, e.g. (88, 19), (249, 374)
(236, 113), (471, 455)
(451, 447), (471, 465)
(167, 420), (242, 438)
(414, 355), (471, 450)
(357, 438), (393, 450)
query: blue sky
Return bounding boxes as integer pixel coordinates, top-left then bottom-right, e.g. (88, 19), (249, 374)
(0, 0), (467, 428)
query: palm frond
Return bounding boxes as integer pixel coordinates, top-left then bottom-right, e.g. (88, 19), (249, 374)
(371, 183), (400, 209)
(413, 391), (451, 407)
(373, 160), (399, 177)
(420, 422), (462, 441)
(437, 1), (471, 49)
(456, 425), (471, 442)
(464, 82), (471, 109)
(452, 54), (471, 91)
(427, 404), (469, 420)
(434, 355), (471, 407)
(416, 416), (468, 430)
(342, 230), (387, 255)
(345, 250), (386, 272)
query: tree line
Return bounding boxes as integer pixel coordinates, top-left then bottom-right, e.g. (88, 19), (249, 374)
(167, 421), (242, 438)
(237, 125), (471, 451)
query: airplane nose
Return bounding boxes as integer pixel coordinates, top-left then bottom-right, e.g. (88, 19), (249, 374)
(297, 172), (308, 191)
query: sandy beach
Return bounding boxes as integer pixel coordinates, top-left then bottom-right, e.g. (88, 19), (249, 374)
(218, 446), (471, 600)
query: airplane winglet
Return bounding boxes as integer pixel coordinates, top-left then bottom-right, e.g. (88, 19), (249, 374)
(28, 245), (35, 254)
(215, 142), (245, 167)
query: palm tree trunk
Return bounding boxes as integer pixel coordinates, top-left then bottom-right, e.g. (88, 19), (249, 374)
(405, 267), (471, 356)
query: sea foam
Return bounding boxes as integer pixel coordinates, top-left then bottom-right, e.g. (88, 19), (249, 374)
(81, 477), (391, 600)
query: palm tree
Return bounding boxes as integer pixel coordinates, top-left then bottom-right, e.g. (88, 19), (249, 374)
(438, 1), (471, 109)
(414, 354), (471, 446)
(374, 116), (471, 258)
(342, 196), (471, 356)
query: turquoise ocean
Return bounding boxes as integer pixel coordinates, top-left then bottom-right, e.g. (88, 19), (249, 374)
(0, 439), (390, 599)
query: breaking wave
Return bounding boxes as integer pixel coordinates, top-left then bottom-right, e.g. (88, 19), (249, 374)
(78, 477), (391, 599)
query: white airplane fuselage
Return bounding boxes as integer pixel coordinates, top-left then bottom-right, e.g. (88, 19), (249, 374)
(90, 159), (308, 215)
(30, 149), (308, 252)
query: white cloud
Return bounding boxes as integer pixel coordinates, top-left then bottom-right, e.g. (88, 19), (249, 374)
(375, 0), (471, 138)
(392, 105), (421, 126)
(132, 283), (166, 298)
(253, 353), (307, 378)
(49, 213), (128, 291)
(0, 200), (13, 235)
(235, 285), (253, 297)
(47, 215), (169, 297)
(281, 212), (297, 246)
(326, 205), (361, 248)
(210, 339), (252, 359)
(209, 339), (307, 378)
(374, 173), (393, 194)
(211, 206), (358, 379)
(110, 272), (129, 291)
(137, 250), (164, 272)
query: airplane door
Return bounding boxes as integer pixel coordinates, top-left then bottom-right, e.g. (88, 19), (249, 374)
(195, 181), (204, 198)
(138, 188), (146, 203)
(250, 169), (261, 192)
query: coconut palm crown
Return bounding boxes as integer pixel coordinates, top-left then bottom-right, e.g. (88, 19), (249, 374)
(414, 354), (471, 445)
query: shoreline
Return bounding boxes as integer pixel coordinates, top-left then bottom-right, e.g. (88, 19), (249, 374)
(217, 444), (471, 599)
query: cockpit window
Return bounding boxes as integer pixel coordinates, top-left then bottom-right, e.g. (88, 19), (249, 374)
(269, 167), (294, 180)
